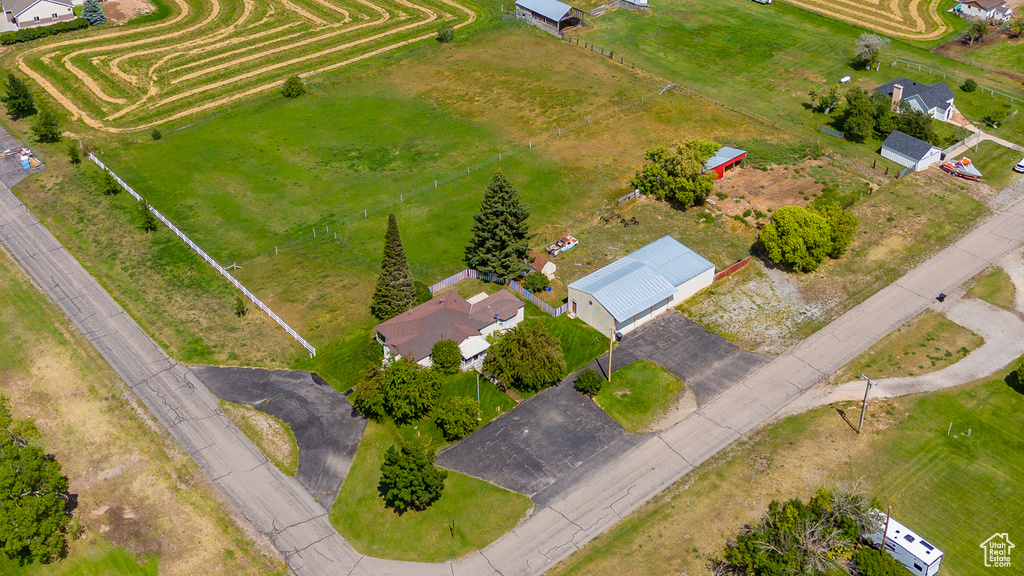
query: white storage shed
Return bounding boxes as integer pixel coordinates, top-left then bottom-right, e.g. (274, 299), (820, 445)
(567, 236), (714, 336)
(881, 130), (941, 172)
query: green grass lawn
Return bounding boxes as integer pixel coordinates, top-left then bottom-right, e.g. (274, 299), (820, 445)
(594, 360), (683, 433)
(967, 266), (1016, 309)
(838, 310), (984, 381)
(0, 539), (158, 576)
(525, 305), (608, 373)
(328, 421), (532, 561)
(551, 363), (1024, 576)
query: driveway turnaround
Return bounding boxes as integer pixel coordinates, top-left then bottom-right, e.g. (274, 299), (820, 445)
(436, 380), (644, 499)
(191, 365), (367, 508)
(4, 169), (1024, 576)
(591, 311), (772, 405)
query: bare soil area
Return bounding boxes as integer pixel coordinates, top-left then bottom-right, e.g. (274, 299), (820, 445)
(932, 32), (1024, 82)
(103, 0), (155, 24)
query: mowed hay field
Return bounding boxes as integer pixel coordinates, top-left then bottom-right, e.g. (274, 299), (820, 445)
(779, 0), (953, 41)
(7, 0), (477, 130)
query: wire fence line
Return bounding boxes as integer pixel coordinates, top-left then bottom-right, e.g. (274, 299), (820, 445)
(88, 153), (317, 358)
(890, 59), (1024, 107)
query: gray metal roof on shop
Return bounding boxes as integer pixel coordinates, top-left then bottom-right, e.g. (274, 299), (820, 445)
(705, 146), (746, 170)
(569, 236), (715, 322)
(515, 0), (572, 21)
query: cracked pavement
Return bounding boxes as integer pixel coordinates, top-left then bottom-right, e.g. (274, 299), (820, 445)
(3, 170), (1024, 575)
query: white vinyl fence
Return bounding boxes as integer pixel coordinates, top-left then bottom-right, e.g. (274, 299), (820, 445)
(89, 153), (316, 357)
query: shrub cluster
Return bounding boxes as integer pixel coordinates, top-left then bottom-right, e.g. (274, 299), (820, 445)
(573, 369), (603, 396)
(434, 397), (480, 441)
(630, 138), (718, 207)
(350, 358), (441, 423)
(484, 322), (566, 393)
(522, 271), (549, 293)
(378, 441), (447, 513)
(759, 204), (858, 273)
(0, 18), (88, 45)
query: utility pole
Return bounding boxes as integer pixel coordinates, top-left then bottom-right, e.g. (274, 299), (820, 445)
(858, 373), (879, 434)
(607, 328), (614, 383)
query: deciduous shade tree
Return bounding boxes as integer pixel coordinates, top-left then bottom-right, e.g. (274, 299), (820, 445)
(1007, 15), (1024, 38)
(434, 397), (480, 441)
(30, 108), (60, 143)
(631, 138), (718, 207)
(808, 84), (842, 114)
(371, 213), (415, 320)
(852, 547), (906, 576)
(814, 203), (859, 259)
(964, 21), (987, 45)
(350, 357), (441, 423)
(522, 271), (549, 293)
(758, 206), (833, 273)
(281, 76), (305, 98)
(464, 171), (531, 279)
(0, 395), (72, 565)
(378, 441), (447, 513)
(483, 322), (566, 393)
(430, 339), (462, 376)
(573, 368), (603, 396)
(839, 87), (876, 142)
(854, 33), (889, 66)
(1, 72), (34, 120)
(81, 0), (105, 25)
(712, 487), (879, 576)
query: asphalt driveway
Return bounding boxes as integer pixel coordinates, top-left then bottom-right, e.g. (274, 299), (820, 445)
(193, 366), (366, 509)
(593, 310), (772, 405)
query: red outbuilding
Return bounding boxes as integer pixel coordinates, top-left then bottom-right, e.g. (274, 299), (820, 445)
(704, 146), (747, 180)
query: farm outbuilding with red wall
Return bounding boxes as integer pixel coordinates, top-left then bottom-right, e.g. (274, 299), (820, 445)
(704, 146), (746, 180)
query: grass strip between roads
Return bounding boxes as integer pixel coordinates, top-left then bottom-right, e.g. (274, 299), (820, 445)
(967, 267), (1016, 309)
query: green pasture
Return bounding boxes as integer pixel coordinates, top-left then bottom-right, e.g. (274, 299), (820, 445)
(595, 360), (683, 433)
(576, 0), (1024, 149)
(328, 421), (532, 561)
(551, 365), (1024, 576)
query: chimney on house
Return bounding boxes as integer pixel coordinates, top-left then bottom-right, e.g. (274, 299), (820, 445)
(891, 84), (904, 106)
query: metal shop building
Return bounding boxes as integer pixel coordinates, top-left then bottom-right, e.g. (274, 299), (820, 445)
(567, 236), (714, 336)
(514, 0), (585, 36)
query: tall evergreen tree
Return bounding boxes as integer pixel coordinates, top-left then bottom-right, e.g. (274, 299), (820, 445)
(464, 171), (530, 278)
(371, 213), (415, 320)
(81, 0), (106, 25)
(1, 73), (35, 120)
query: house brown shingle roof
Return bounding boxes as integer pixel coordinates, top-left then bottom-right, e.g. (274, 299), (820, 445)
(375, 289), (523, 361)
(962, 0), (1006, 10)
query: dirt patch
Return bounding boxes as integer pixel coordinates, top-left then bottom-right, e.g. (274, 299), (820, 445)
(103, 0), (155, 24)
(710, 161), (829, 227)
(932, 33), (1024, 83)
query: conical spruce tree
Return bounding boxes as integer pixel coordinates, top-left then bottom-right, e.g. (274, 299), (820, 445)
(1, 73), (35, 120)
(464, 171), (530, 279)
(81, 0), (106, 25)
(371, 213), (415, 320)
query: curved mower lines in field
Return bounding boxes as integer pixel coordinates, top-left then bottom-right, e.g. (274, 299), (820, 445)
(780, 0), (949, 41)
(15, 0), (476, 131)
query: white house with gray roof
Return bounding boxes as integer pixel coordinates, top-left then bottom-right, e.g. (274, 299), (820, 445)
(873, 78), (956, 122)
(3, 0), (74, 29)
(567, 236), (714, 336)
(880, 130), (941, 172)
(514, 0), (585, 36)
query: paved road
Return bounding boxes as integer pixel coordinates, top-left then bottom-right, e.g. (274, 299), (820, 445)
(4, 170), (1024, 576)
(193, 365), (367, 508)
